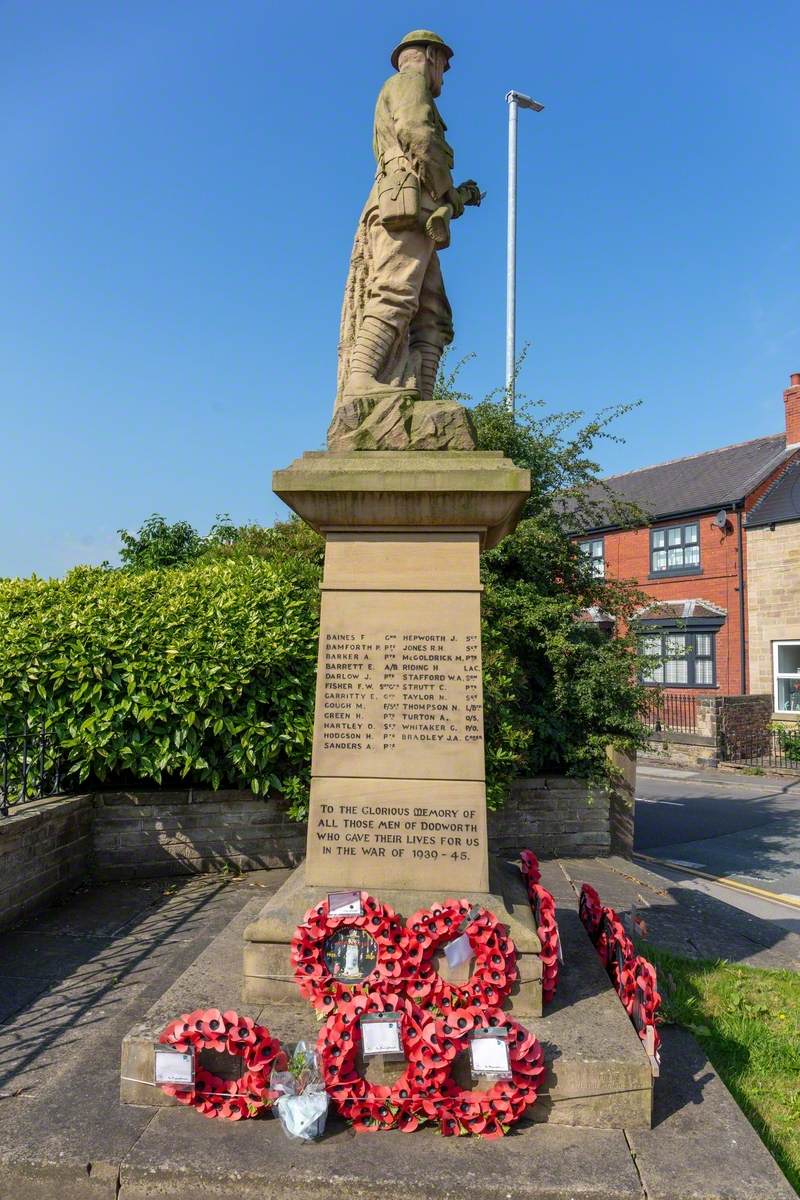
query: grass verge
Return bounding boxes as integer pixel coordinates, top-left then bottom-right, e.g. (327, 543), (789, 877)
(642, 944), (800, 1194)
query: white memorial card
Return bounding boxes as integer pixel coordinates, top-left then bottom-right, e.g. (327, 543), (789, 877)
(360, 1013), (403, 1057)
(154, 1046), (195, 1086)
(644, 1025), (660, 1075)
(444, 932), (473, 968)
(469, 1030), (511, 1079)
(328, 890), (363, 917)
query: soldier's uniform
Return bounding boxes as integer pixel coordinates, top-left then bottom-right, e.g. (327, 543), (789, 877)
(361, 67), (455, 350)
(337, 32), (459, 404)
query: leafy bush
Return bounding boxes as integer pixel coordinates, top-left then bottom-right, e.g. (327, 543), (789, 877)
(118, 514), (208, 569)
(444, 356), (651, 800)
(0, 558), (320, 804)
(773, 722), (800, 762)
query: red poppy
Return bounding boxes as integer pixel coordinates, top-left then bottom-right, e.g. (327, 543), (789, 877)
(226, 1013), (258, 1050)
(579, 883), (603, 942)
(291, 893), (410, 1012)
(519, 849), (541, 885)
(428, 1007), (546, 1139)
(317, 993), (449, 1132)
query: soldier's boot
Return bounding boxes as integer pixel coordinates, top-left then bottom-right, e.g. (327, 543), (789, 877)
(345, 317), (397, 395)
(411, 340), (443, 402)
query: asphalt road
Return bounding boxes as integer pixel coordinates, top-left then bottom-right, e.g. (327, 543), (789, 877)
(635, 764), (800, 903)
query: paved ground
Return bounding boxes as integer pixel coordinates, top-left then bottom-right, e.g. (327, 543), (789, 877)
(636, 763), (800, 906)
(0, 858), (796, 1199)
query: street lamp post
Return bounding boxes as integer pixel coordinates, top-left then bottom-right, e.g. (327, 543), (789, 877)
(505, 90), (544, 413)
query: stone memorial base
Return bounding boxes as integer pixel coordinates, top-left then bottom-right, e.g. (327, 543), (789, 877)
(262, 449), (544, 1009)
(241, 856), (544, 1017)
(273, 449), (530, 896)
(119, 868), (653, 1130)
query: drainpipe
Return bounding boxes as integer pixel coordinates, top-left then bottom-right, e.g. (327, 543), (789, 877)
(735, 501), (747, 694)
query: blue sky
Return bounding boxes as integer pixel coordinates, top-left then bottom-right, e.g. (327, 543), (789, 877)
(2, 0), (798, 577)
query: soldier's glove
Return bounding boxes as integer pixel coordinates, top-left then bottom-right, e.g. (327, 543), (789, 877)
(444, 186), (465, 219)
(457, 180), (483, 208)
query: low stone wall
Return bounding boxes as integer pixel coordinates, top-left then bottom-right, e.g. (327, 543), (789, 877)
(0, 794), (93, 932)
(644, 730), (718, 769)
(489, 777), (614, 859)
(0, 771), (629, 923)
(91, 789), (306, 881)
(644, 693), (773, 768)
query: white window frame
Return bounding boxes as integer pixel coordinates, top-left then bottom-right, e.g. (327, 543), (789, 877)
(579, 537), (605, 578)
(772, 640), (800, 713)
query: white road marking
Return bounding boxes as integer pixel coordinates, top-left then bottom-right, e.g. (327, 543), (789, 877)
(635, 797), (684, 806)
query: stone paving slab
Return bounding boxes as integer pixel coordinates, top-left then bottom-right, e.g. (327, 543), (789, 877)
(118, 1110), (644, 1200)
(20, 880), (170, 939)
(630, 1028), (797, 1200)
(0, 975), (50, 1025)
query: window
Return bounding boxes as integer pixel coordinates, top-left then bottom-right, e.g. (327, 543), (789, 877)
(773, 641), (800, 712)
(579, 538), (604, 578)
(641, 630), (716, 687)
(650, 523), (700, 575)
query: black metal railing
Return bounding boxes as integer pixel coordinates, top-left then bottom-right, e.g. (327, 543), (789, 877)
(724, 727), (800, 772)
(644, 692), (698, 735)
(0, 717), (64, 817)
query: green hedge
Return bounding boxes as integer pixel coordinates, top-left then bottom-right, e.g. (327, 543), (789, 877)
(0, 559), (320, 810)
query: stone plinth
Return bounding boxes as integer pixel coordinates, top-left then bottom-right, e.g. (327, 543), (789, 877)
(273, 450), (530, 894)
(242, 858), (543, 1017)
(272, 450), (529, 552)
(248, 448), (539, 1011)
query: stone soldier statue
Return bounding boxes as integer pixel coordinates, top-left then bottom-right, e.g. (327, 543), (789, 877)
(330, 30), (482, 450)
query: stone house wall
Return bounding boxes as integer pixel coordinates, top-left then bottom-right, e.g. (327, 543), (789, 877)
(717, 694), (774, 755)
(746, 521), (800, 719)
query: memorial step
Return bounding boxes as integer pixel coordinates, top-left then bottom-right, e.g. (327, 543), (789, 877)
(120, 880), (652, 1129)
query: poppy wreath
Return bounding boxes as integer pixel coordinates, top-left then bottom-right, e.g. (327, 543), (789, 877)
(403, 899), (518, 1010)
(158, 1009), (286, 1119)
(290, 891), (406, 1013)
(604, 912), (633, 988)
(519, 849), (541, 885)
(435, 1006), (547, 1139)
(628, 956), (662, 1058)
(316, 990), (452, 1132)
(528, 883), (560, 1004)
(579, 882), (603, 942)
(594, 905), (625, 971)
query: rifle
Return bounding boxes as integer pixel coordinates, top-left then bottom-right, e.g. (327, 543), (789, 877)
(425, 181), (485, 249)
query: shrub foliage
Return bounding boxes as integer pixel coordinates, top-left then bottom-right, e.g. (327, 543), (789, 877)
(0, 558), (320, 805)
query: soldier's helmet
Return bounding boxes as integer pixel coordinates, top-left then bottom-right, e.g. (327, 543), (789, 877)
(390, 29), (454, 72)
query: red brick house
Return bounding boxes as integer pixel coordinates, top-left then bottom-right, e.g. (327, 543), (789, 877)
(576, 374), (800, 697)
